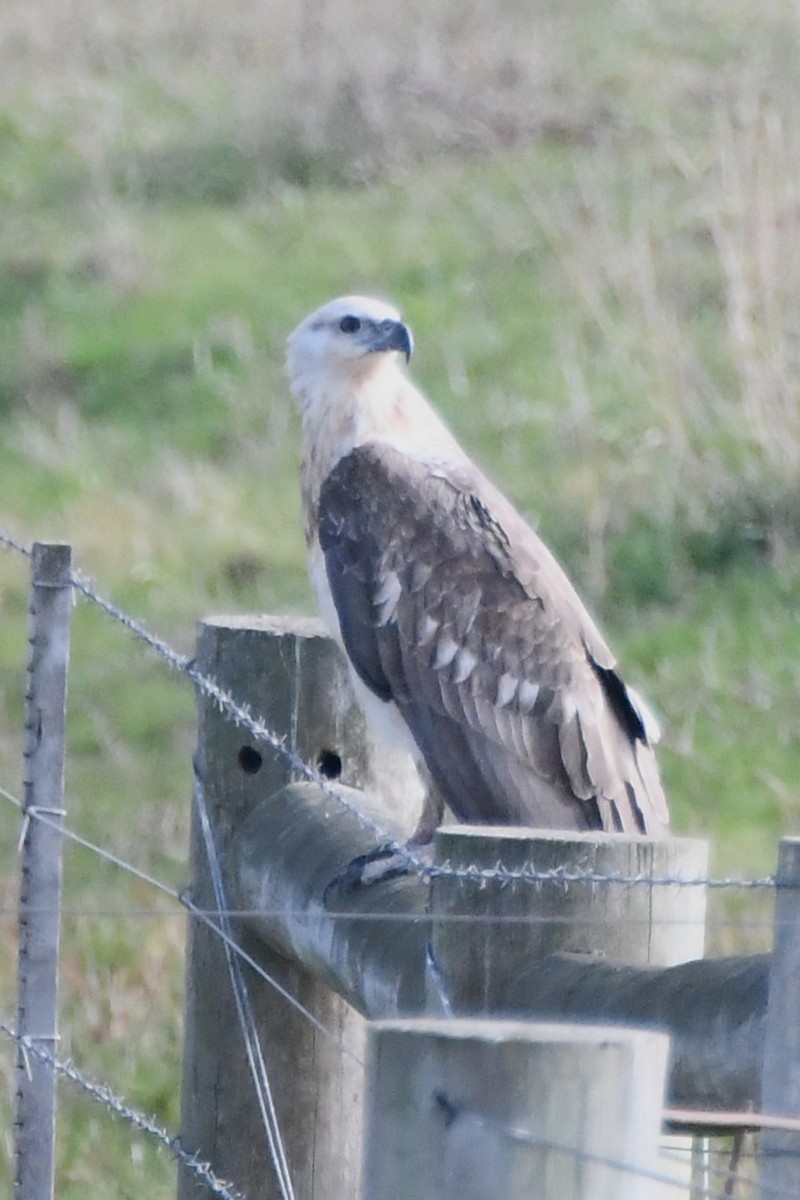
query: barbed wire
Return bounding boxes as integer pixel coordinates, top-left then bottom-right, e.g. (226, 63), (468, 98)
(6, 772), (793, 1157)
(0, 528), (33, 559)
(0, 1015), (246, 1200)
(0, 775), (777, 942)
(0, 526), (782, 894)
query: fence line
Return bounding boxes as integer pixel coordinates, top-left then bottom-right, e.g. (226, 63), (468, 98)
(0, 526), (781, 894)
(4, 963), (795, 1200)
(1, 530), (796, 1197)
(1, 723), (784, 1192)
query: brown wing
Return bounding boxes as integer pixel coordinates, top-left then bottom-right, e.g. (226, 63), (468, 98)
(317, 442), (670, 835)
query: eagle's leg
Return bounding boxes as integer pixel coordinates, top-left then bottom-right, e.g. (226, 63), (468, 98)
(408, 779), (444, 848)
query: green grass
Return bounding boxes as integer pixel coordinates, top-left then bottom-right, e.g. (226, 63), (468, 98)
(0, 0), (799, 1195)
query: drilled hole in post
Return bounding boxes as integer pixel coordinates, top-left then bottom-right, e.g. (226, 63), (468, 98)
(238, 745), (263, 775)
(317, 750), (342, 780)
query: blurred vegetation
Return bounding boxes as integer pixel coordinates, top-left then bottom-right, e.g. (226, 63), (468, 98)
(0, 0), (799, 1195)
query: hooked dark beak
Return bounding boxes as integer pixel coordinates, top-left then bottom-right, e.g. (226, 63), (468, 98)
(372, 319), (413, 362)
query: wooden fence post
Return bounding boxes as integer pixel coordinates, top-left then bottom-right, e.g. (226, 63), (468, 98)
(15, 542), (73, 1200)
(430, 827), (709, 1013)
(758, 836), (800, 1198)
(363, 1017), (672, 1200)
(178, 616), (422, 1200)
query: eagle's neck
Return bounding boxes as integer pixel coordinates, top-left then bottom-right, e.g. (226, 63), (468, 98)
(298, 362), (465, 541)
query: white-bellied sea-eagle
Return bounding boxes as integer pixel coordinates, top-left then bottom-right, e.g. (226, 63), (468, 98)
(286, 295), (670, 845)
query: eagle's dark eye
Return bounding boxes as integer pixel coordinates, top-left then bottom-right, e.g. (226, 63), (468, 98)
(339, 315), (361, 334)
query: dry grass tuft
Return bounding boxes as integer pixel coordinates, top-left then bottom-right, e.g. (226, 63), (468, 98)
(0, 0), (609, 189)
(711, 99), (800, 495)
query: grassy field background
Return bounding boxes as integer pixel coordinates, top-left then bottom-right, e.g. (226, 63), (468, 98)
(0, 0), (799, 1194)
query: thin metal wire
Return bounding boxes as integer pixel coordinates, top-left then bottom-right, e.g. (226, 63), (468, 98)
(0, 529), (33, 558)
(192, 768), (296, 1200)
(0, 1015), (246, 1200)
(2, 901), (756, 930)
(0, 777), (775, 956)
(179, 894), (365, 1066)
(73, 564), (777, 890)
(0, 781), (180, 902)
(0, 772), (783, 1152)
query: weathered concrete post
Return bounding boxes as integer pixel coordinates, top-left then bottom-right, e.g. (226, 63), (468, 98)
(178, 616), (421, 1200)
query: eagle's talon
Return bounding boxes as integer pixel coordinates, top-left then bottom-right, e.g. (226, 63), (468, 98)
(324, 842), (410, 901)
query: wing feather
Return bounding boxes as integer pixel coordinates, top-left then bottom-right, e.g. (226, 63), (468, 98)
(317, 443), (669, 835)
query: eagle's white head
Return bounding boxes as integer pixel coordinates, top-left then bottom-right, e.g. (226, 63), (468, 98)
(286, 295), (414, 406)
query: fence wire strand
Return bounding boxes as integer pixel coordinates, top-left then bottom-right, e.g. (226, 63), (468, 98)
(0, 1016), (246, 1200)
(4, 759), (797, 1197)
